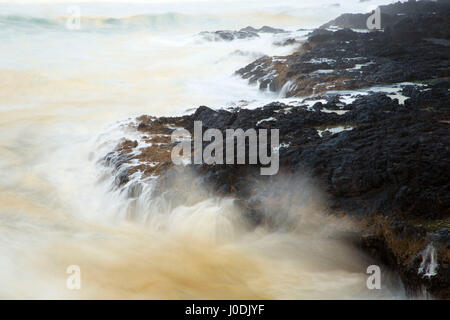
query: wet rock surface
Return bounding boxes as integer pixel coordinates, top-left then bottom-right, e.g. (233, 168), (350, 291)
(321, 0), (450, 30)
(103, 82), (450, 298)
(103, 1), (450, 298)
(199, 25), (287, 41)
(236, 5), (450, 97)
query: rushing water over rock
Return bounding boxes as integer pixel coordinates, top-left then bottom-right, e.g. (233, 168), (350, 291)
(0, 1), (447, 299)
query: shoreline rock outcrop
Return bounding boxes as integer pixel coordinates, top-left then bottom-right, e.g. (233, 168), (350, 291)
(199, 25), (287, 41)
(320, 0), (450, 30)
(236, 2), (450, 97)
(102, 1), (450, 298)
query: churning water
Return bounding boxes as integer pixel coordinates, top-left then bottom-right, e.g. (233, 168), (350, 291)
(0, 0), (406, 299)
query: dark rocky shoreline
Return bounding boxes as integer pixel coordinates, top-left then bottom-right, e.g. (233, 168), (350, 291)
(236, 13), (450, 97)
(102, 1), (450, 298)
(199, 25), (287, 41)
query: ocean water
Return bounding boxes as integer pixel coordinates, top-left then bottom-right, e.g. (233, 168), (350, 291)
(0, 0), (406, 299)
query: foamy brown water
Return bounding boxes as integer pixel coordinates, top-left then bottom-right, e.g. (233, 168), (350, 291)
(0, 0), (405, 299)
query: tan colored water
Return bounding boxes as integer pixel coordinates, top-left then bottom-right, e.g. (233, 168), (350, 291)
(0, 3), (405, 299)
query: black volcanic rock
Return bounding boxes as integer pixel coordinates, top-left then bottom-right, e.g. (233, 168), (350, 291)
(199, 25), (287, 41)
(108, 84), (449, 298)
(274, 38), (301, 47)
(320, 0), (450, 30)
(199, 30), (260, 41)
(107, 84), (450, 298)
(240, 26), (287, 34)
(104, 0), (450, 299)
(236, 8), (450, 97)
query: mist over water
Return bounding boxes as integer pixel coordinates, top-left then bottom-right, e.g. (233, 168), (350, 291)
(0, 1), (405, 299)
